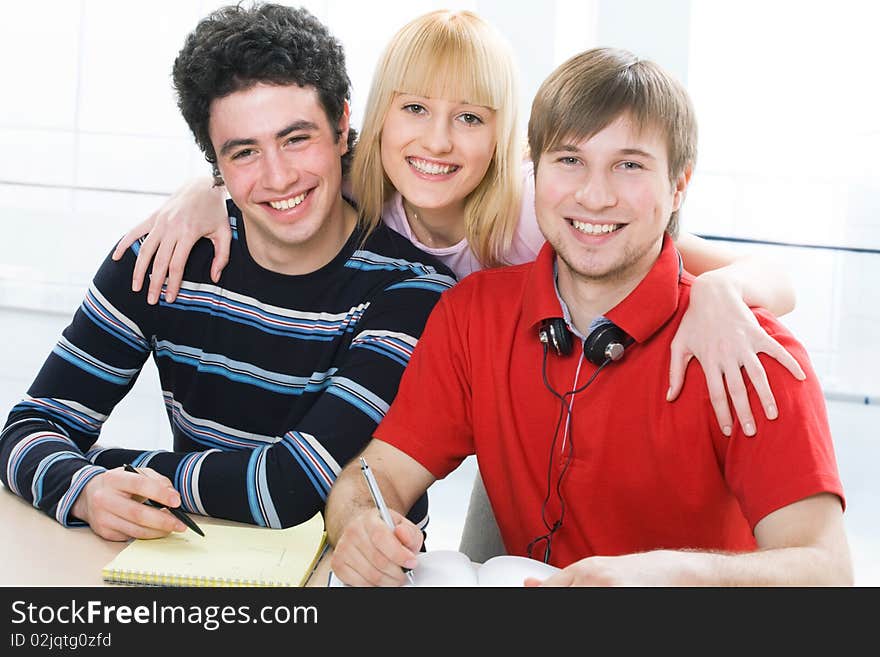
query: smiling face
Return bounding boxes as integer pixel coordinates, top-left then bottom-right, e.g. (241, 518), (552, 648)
(535, 113), (690, 287)
(379, 93), (497, 217)
(208, 82), (352, 275)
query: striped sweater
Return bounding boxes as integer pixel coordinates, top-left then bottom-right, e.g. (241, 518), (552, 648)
(0, 202), (455, 530)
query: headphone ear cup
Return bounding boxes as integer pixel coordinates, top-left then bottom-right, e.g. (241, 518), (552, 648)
(548, 318), (573, 357)
(539, 318), (573, 357)
(584, 321), (629, 365)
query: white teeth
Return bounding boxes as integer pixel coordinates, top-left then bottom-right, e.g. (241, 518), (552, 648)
(571, 220), (621, 235)
(408, 158), (458, 175)
(269, 192), (307, 210)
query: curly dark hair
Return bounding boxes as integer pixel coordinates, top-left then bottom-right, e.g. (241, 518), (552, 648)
(173, 3), (357, 181)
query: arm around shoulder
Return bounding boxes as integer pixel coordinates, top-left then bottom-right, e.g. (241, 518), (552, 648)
(675, 231), (796, 316)
(112, 177), (231, 304)
(668, 231), (806, 436)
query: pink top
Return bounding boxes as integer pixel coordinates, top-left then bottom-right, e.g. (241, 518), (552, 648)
(381, 162), (545, 279)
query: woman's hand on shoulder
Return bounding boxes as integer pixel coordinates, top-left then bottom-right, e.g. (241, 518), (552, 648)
(112, 176), (231, 304)
(667, 270), (806, 436)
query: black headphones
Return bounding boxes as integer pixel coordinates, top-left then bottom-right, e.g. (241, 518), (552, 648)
(528, 250), (681, 562)
(538, 316), (630, 365)
(529, 316), (633, 563)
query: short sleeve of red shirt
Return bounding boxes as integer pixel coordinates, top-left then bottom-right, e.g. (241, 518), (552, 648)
(375, 287), (475, 479)
(721, 309), (845, 530)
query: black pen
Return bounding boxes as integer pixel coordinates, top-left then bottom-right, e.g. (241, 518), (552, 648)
(123, 463), (205, 537)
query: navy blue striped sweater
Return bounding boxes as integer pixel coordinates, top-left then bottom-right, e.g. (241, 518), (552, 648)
(0, 202), (455, 530)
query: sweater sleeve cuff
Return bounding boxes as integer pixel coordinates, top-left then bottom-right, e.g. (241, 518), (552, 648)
(55, 464), (106, 527)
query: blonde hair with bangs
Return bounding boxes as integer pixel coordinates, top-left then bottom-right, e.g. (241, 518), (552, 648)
(351, 10), (521, 269)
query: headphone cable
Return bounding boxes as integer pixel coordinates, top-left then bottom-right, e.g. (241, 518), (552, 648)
(533, 344), (613, 561)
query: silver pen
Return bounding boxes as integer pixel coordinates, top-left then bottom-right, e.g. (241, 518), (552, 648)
(359, 457), (416, 585)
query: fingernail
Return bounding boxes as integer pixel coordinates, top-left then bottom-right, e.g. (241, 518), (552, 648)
(176, 522), (187, 532)
(722, 425), (732, 437)
(147, 294), (156, 305)
(767, 404), (778, 420)
(132, 282), (141, 292)
(666, 387), (673, 401)
(744, 421), (755, 436)
(404, 559), (418, 569)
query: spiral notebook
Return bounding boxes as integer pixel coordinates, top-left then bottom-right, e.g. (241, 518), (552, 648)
(102, 511), (326, 587)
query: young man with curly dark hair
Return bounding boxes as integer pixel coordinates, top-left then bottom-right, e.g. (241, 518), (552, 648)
(0, 3), (453, 540)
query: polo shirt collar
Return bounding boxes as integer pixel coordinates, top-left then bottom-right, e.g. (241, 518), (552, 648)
(522, 234), (683, 344)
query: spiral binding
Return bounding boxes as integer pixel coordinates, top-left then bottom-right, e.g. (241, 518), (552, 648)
(101, 567), (291, 587)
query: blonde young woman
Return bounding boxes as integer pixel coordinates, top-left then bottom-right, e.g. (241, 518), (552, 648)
(114, 9), (803, 438)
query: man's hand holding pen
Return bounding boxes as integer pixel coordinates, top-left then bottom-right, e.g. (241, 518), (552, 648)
(330, 506), (423, 586)
(71, 464), (189, 542)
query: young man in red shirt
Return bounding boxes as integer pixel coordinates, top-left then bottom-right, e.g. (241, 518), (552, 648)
(324, 48), (852, 586)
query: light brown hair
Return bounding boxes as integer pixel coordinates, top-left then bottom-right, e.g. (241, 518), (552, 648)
(528, 47), (697, 236)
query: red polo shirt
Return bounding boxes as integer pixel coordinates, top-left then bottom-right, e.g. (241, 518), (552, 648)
(376, 236), (844, 568)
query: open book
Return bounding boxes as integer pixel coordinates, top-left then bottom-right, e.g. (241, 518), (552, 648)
(102, 511), (326, 587)
(329, 549), (560, 587)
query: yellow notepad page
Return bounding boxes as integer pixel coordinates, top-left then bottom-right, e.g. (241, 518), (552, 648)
(102, 511), (326, 587)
